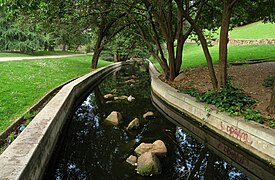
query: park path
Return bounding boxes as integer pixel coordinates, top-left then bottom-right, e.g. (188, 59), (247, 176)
(0, 54), (86, 62)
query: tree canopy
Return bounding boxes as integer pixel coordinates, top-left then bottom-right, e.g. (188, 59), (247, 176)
(1, 0), (274, 85)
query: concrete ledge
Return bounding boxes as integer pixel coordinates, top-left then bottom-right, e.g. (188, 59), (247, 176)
(151, 92), (275, 179)
(0, 62), (130, 179)
(149, 61), (275, 166)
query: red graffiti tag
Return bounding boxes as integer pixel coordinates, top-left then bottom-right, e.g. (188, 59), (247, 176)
(220, 122), (253, 145)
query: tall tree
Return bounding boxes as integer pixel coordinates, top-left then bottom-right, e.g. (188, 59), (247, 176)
(123, 0), (202, 80)
(218, 0), (237, 87)
(0, 5), (44, 52)
(184, 0), (274, 89)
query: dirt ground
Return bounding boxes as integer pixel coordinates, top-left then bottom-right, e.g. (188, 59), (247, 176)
(163, 61), (275, 118)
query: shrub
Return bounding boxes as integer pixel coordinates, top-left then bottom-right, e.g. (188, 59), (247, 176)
(176, 83), (274, 126)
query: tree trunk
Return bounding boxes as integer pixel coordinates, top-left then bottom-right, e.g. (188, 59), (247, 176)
(44, 43), (48, 51)
(114, 52), (120, 62)
(167, 40), (176, 81)
(175, 39), (184, 76)
(194, 25), (218, 90)
(91, 34), (104, 68)
(48, 46), (54, 52)
(62, 44), (66, 51)
(218, 0), (234, 88)
(91, 47), (103, 69)
(183, 14), (218, 90)
(175, 7), (184, 75)
(267, 85), (275, 114)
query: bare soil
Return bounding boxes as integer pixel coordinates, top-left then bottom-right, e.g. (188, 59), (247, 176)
(162, 61), (275, 119)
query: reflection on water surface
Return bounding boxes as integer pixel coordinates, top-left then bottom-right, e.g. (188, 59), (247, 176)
(43, 64), (260, 179)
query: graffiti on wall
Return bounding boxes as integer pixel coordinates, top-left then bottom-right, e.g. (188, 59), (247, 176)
(217, 142), (250, 166)
(220, 122), (253, 145)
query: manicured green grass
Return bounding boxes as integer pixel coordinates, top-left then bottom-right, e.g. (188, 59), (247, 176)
(151, 43), (275, 71)
(230, 22), (275, 39)
(0, 56), (111, 132)
(0, 50), (82, 57)
(0, 53), (31, 57)
(30, 50), (82, 56)
(182, 43), (275, 68)
(190, 21), (275, 41)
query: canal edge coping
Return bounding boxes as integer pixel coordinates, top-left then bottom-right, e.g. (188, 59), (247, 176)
(0, 62), (130, 179)
(148, 61), (275, 167)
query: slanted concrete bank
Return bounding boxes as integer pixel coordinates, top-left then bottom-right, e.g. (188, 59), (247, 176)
(149, 61), (275, 167)
(0, 62), (130, 179)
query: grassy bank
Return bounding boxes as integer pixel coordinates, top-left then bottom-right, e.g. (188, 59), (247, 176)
(0, 56), (111, 132)
(230, 22), (275, 39)
(208, 22), (275, 40)
(183, 43), (275, 68)
(152, 43), (275, 71)
(0, 53), (31, 57)
(0, 50), (82, 57)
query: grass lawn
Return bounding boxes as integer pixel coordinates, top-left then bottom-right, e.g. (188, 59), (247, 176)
(0, 56), (111, 133)
(0, 50), (82, 57)
(198, 21), (275, 40)
(0, 53), (32, 57)
(152, 43), (275, 71)
(230, 22), (275, 39)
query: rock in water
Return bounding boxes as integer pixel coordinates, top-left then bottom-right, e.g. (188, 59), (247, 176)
(137, 152), (161, 176)
(114, 95), (128, 100)
(126, 118), (140, 130)
(105, 111), (123, 125)
(126, 155), (137, 166)
(127, 95), (135, 102)
(103, 93), (114, 99)
(134, 140), (167, 157)
(125, 79), (136, 85)
(134, 143), (153, 156)
(143, 111), (155, 119)
(152, 140), (167, 157)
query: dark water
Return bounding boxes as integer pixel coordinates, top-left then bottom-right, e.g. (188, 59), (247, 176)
(44, 63), (261, 179)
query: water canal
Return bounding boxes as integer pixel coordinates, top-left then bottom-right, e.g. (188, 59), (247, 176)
(43, 62), (274, 179)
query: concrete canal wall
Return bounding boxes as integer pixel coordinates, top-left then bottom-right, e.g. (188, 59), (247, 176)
(149, 61), (275, 167)
(0, 62), (130, 179)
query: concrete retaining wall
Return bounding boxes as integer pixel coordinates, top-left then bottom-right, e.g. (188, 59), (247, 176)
(149, 61), (275, 167)
(0, 62), (129, 179)
(152, 92), (275, 179)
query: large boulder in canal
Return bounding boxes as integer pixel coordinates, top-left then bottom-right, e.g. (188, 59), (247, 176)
(105, 111), (123, 125)
(134, 140), (167, 157)
(135, 143), (154, 156)
(136, 152), (161, 176)
(152, 140), (167, 157)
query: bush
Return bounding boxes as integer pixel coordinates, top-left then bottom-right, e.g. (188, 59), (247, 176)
(198, 84), (256, 115)
(177, 83), (273, 125)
